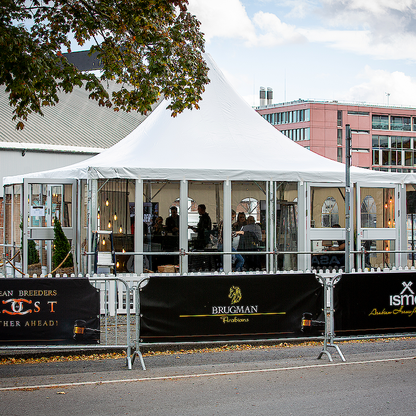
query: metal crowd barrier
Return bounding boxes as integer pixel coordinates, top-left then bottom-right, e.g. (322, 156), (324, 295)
(318, 272), (416, 362)
(1, 271), (416, 370)
(0, 275), (137, 370)
(131, 274), (327, 371)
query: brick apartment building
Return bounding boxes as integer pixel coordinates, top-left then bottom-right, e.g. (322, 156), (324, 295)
(256, 98), (416, 173)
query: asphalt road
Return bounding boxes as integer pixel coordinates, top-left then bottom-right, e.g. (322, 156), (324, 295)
(1, 339), (415, 415)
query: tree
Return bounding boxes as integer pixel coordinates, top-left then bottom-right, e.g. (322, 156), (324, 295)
(52, 217), (73, 269)
(0, 0), (209, 129)
(28, 240), (40, 265)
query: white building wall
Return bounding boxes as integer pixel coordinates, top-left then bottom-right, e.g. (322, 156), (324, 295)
(1, 149), (96, 197)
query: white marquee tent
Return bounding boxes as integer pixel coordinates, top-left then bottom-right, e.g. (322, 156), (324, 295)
(4, 54), (415, 186)
(3, 54), (416, 275)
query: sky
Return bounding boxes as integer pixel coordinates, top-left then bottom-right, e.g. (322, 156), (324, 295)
(186, 0), (416, 108)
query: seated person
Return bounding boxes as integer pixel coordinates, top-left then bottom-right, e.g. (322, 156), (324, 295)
(152, 216), (164, 235)
(327, 223), (345, 251)
(237, 216), (262, 243)
(233, 212), (247, 231)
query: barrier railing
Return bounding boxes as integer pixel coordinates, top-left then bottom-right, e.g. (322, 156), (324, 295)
(132, 273), (327, 370)
(84, 247), (416, 278)
(319, 271), (416, 361)
(0, 276), (136, 370)
(1, 271), (415, 370)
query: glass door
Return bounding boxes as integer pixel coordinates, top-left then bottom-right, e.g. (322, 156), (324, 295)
(23, 179), (77, 275)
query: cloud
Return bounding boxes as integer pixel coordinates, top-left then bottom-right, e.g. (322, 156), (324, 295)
(318, 0), (416, 50)
(188, 0), (256, 44)
(251, 12), (307, 46)
(188, 0), (416, 61)
(299, 26), (416, 60)
(188, 0), (306, 46)
(341, 66), (416, 106)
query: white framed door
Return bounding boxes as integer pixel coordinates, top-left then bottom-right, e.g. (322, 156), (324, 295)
(23, 178), (77, 274)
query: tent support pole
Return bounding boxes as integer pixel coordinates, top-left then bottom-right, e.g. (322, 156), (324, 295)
(135, 179), (143, 274)
(223, 180), (232, 273)
(180, 180), (188, 273)
(345, 124), (352, 273)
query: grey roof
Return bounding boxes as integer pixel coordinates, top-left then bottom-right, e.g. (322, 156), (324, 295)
(0, 81), (160, 151)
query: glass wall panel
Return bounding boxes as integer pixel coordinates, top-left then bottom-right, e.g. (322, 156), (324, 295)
(276, 182), (298, 271)
(97, 179), (135, 273)
(311, 240), (344, 270)
(360, 240), (395, 268)
(310, 187), (345, 228)
(361, 195), (377, 228)
(80, 180), (89, 275)
(3, 186), (16, 265)
(29, 184), (47, 228)
(188, 181), (223, 272)
(138, 180), (181, 273)
(406, 186), (416, 268)
(231, 181), (266, 271)
(360, 188), (395, 228)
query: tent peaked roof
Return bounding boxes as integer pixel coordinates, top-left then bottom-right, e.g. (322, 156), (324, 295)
(3, 54), (415, 185)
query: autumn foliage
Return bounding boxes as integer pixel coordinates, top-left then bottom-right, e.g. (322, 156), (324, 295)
(0, 0), (209, 129)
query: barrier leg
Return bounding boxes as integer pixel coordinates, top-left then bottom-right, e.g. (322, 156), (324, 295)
(126, 345), (133, 370)
(317, 275), (346, 362)
(135, 349), (146, 370)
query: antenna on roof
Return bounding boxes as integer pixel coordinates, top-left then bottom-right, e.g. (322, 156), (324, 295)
(267, 87), (273, 106)
(259, 87), (266, 107)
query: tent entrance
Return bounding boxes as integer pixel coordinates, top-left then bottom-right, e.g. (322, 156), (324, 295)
(23, 179), (77, 275)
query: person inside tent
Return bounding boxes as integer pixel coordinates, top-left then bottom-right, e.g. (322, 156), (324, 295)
(189, 204), (212, 249)
(165, 206), (179, 235)
(233, 212), (247, 231)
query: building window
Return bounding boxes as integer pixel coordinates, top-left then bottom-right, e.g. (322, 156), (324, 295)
(391, 136), (402, 148)
(322, 197), (339, 228)
(337, 129), (342, 145)
(351, 130), (370, 134)
(373, 149), (380, 165)
(382, 150), (390, 165)
(391, 116), (411, 131)
(337, 110), (342, 127)
(379, 136), (389, 148)
(348, 111), (370, 116)
(405, 151), (413, 166)
(337, 147), (343, 162)
(372, 115), (389, 130)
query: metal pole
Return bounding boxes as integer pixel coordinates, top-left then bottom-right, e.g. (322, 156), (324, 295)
(412, 213), (415, 267)
(345, 124), (352, 273)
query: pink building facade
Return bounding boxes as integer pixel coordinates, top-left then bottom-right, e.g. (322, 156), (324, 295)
(256, 100), (416, 172)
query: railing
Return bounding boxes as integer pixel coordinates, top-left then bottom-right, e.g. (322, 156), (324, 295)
(0, 276), (137, 369)
(1, 271), (415, 370)
(82, 248), (416, 277)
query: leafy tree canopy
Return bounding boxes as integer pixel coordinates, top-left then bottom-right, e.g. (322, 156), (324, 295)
(0, 0), (209, 129)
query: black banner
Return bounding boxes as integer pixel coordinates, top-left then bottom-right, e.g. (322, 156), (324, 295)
(140, 273), (323, 343)
(0, 278), (100, 344)
(334, 272), (416, 336)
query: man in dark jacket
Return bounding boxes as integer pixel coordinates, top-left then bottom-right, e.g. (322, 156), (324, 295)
(191, 204), (212, 249)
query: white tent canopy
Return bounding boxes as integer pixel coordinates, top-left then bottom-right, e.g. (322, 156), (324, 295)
(4, 54), (416, 186)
